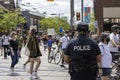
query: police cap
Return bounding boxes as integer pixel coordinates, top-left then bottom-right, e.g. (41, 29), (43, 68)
(77, 22), (89, 32)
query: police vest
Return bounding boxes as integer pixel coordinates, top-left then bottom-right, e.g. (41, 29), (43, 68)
(70, 36), (98, 69)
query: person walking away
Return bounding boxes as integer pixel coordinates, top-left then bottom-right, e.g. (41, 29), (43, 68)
(64, 22), (101, 80)
(10, 32), (19, 73)
(47, 35), (53, 55)
(58, 31), (70, 68)
(23, 30), (31, 71)
(99, 32), (112, 80)
(2, 31), (11, 59)
(27, 29), (42, 79)
(42, 36), (48, 51)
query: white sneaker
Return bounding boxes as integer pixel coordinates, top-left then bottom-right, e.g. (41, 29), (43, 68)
(23, 64), (26, 71)
(29, 74), (34, 79)
(33, 72), (39, 79)
(10, 67), (14, 74)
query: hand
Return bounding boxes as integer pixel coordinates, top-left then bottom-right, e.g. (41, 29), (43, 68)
(11, 52), (14, 56)
(117, 45), (120, 48)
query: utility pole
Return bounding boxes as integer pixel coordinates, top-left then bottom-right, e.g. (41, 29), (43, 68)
(70, 0), (74, 30)
(81, 0), (84, 22)
(16, 0), (19, 9)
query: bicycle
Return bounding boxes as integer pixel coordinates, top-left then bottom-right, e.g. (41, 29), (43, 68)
(48, 47), (62, 64)
(110, 56), (120, 80)
(97, 54), (120, 80)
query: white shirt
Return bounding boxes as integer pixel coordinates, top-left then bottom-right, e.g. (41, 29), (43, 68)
(108, 33), (119, 52)
(2, 35), (11, 45)
(99, 42), (112, 68)
(0, 37), (2, 46)
(60, 36), (69, 49)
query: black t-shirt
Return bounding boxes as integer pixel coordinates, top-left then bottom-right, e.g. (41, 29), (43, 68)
(64, 35), (101, 67)
(10, 39), (18, 51)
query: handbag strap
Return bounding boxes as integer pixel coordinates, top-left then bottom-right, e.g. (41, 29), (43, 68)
(26, 35), (30, 46)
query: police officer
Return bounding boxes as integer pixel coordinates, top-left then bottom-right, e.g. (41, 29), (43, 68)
(64, 22), (101, 80)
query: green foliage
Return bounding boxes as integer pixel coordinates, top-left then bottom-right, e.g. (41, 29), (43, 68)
(0, 9), (26, 32)
(39, 17), (70, 33)
(89, 12), (95, 32)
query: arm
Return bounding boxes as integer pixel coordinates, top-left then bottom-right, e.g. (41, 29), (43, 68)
(96, 54), (101, 63)
(64, 54), (70, 64)
(10, 40), (14, 55)
(95, 44), (102, 64)
(111, 39), (120, 47)
(58, 38), (62, 49)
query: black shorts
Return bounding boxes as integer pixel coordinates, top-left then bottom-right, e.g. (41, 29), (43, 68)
(29, 55), (41, 58)
(70, 70), (97, 80)
(102, 68), (111, 76)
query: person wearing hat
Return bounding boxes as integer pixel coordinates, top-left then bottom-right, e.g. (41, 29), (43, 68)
(64, 22), (101, 80)
(108, 24), (120, 61)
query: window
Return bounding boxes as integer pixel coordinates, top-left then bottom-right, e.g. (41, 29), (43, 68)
(104, 18), (120, 23)
(4, 0), (10, 4)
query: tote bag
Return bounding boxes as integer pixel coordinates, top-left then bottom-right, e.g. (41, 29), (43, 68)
(24, 36), (30, 56)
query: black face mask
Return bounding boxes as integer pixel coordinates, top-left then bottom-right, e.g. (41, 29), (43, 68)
(106, 37), (110, 44)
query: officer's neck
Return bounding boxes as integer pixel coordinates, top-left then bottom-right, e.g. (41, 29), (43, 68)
(78, 34), (87, 37)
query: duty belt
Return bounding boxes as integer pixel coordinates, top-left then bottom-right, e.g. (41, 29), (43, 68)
(69, 65), (98, 72)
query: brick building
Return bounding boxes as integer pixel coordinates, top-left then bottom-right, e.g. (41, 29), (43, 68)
(0, 0), (15, 11)
(0, 0), (42, 29)
(94, 0), (120, 33)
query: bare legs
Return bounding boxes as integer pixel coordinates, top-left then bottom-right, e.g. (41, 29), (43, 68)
(35, 57), (41, 72)
(29, 57), (41, 79)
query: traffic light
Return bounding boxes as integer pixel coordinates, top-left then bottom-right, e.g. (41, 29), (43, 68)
(76, 12), (80, 21)
(47, 0), (54, 2)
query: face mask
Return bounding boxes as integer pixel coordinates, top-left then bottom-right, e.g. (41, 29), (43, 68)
(65, 34), (67, 37)
(106, 37), (110, 44)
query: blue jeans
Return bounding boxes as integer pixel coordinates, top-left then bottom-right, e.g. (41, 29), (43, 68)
(10, 51), (19, 68)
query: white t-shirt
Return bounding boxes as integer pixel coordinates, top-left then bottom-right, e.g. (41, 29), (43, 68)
(2, 35), (11, 45)
(108, 33), (119, 52)
(99, 42), (112, 68)
(60, 36), (69, 49)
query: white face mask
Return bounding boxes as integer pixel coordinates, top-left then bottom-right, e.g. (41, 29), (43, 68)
(65, 34), (67, 37)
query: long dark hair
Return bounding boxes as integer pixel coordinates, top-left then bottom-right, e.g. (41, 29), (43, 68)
(31, 29), (36, 36)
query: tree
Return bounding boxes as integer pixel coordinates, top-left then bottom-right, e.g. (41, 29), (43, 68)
(0, 9), (26, 32)
(89, 12), (95, 32)
(39, 17), (70, 33)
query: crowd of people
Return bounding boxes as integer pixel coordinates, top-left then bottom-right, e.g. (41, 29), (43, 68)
(0, 23), (120, 80)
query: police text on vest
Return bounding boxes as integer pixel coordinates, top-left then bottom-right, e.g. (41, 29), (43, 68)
(74, 45), (91, 51)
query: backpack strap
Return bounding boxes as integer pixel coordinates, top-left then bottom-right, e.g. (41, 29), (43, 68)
(99, 45), (104, 50)
(99, 44), (107, 54)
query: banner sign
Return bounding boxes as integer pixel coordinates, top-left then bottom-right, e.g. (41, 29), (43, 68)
(84, 7), (90, 23)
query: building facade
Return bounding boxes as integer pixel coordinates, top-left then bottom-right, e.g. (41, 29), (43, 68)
(0, 0), (42, 29)
(94, 0), (120, 33)
(0, 0), (15, 11)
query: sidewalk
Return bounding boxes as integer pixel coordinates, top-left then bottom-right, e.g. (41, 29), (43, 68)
(0, 46), (70, 80)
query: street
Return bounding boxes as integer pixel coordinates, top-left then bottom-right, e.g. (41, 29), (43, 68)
(0, 45), (70, 80)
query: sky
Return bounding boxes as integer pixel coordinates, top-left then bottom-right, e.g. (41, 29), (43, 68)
(17, 0), (93, 17)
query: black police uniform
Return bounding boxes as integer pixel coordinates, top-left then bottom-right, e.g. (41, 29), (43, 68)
(64, 34), (101, 80)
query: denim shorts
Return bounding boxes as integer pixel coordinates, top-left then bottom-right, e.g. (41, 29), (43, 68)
(102, 68), (111, 76)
